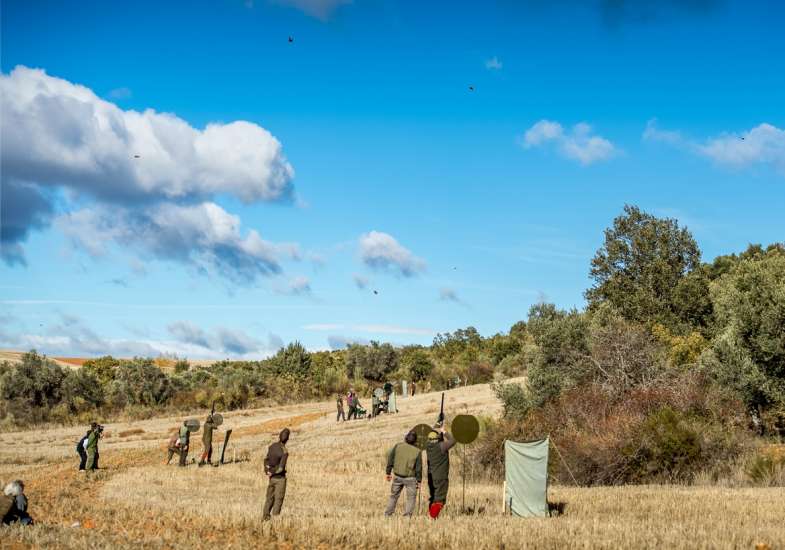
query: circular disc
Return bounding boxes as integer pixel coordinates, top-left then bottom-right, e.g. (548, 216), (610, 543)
(212, 413), (224, 426)
(452, 414), (480, 444)
(185, 419), (200, 433)
(412, 423), (435, 450)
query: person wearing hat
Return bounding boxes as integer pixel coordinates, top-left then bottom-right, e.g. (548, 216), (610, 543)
(199, 414), (216, 467)
(263, 428), (290, 520)
(384, 431), (422, 517)
(426, 425), (455, 519)
(178, 421), (191, 467)
(85, 422), (101, 471)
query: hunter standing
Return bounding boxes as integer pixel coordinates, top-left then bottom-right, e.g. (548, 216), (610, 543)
(384, 431), (422, 517)
(263, 428), (290, 520)
(336, 394), (345, 422)
(85, 423), (100, 471)
(426, 426), (455, 519)
(199, 414), (215, 466)
(178, 421), (190, 467)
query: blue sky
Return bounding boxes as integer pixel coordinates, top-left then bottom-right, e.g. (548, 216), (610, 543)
(1, 0), (784, 358)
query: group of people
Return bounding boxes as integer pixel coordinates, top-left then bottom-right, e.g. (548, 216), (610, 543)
(76, 423), (103, 472)
(165, 414), (217, 467)
(384, 424), (455, 519)
(336, 383), (399, 422)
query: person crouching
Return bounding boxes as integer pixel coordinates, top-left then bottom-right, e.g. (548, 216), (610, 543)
(2, 480), (33, 525)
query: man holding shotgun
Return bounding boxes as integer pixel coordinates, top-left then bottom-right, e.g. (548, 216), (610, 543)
(426, 393), (455, 519)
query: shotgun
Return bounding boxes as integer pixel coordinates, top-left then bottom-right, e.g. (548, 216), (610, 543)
(437, 392), (445, 427)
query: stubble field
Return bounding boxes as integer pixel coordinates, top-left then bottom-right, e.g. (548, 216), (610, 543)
(1, 381), (783, 549)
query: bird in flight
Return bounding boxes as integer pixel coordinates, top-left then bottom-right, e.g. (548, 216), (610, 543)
(133, 154), (141, 158)
(288, 36), (294, 43)
(468, 86), (475, 92)
(373, 290), (379, 295)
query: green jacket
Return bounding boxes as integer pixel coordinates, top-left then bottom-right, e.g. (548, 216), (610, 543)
(426, 432), (455, 481)
(202, 420), (215, 445)
(86, 430), (98, 451)
(179, 425), (190, 447)
(386, 442), (422, 482)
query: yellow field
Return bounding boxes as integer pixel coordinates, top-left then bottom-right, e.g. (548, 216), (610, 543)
(1, 381), (783, 549)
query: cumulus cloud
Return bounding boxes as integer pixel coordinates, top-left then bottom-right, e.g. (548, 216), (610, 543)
(359, 231), (426, 277)
(167, 321), (211, 348)
(485, 56), (503, 70)
(439, 287), (461, 302)
(272, 0), (351, 20)
(0, 66), (296, 275)
(522, 120), (617, 165)
(284, 276), (312, 295)
(56, 202), (286, 283)
(643, 119), (785, 174)
(352, 274), (369, 289)
(167, 320), (278, 356)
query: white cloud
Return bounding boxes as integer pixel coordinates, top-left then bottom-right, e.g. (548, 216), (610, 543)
(272, 0), (351, 20)
(303, 323), (345, 331)
(352, 324), (434, 336)
(485, 56), (503, 70)
(522, 119), (617, 165)
(0, 66), (296, 272)
(56, 202), (286, 283)
(643, 119), (785, 174)
(285, 275), (312, 295)
(359, 231), (426, 277)
(439, 287), (460, 302)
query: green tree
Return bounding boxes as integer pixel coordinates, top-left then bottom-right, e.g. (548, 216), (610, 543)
(400, 346), (434, 381)
(345, 341), (398, 382)
(268, 341), (312, 379)
(82, 355), (120, 386)
(704, 251), (785, 425)
(586, 205), (703, 330)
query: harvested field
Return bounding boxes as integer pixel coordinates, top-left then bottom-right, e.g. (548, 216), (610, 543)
(1, 381), (783, 549)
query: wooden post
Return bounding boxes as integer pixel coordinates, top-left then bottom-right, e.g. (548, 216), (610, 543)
(502, 481), (506, 515)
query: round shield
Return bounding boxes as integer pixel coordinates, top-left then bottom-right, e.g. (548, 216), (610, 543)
(373, 388), (385, 399)
(452, 414), (480, 444)
(211, 413), (223, 427)
(185, 419), (200, 433)
(412, 423), (436, 450)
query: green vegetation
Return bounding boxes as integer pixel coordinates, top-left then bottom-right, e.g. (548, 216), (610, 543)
(1, 205), (783, 487)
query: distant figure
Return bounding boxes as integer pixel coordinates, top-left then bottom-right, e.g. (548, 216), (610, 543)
(165, 430), (180, 465)
(76, 426), (91, 471)
(2, 480), (33, 525)
(336, 394), (345, 422)
(384, 431), (422, 517)
(85, 423), (102, 471)
(178, 421), (190, 467)
(411, 381), (416, 397)
(346, 389), (358, 420)
(426, 426), (455, 519)
(263, 428), (290, 521)
(371, 392), (380, 418)
(199, 414), (216, 467)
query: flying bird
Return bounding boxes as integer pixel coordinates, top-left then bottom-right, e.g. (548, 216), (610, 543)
(288, 36), (294, 43)
(468, 86), (475, 92)
(373, 290), (379, 295)
(740, 136), (745, 141)
(133, 154), (141, 158)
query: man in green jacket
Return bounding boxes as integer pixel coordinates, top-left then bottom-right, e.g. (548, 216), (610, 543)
(199, 414), (215, 467)
(263, 428), (290, 520)
(85, 423), (100, 471)
(426, 426), (456, 519)
(384, 431), (422, 517)
(178, 421), (190, 467)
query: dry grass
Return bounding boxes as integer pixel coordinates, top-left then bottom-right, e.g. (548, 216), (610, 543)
(1, 380), (783, 549)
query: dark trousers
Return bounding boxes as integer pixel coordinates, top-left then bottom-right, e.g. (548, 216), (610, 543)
(200, 443), (213, 464)
(78, 448), (87, 470)
(179, 446), (188, 467)
(337, 409), (345, 421)
(262, 476), (287, 520)
(428, 473), (449, 505)
(347, 406), (357, 420)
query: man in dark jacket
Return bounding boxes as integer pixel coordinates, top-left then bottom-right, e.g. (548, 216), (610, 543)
(426, 426), (456, 519)
(336, 394), (345, 422)
(76, 426), (91, 471)
(346, 390), (357, 420)
(85, 423), (101, 471)
(199, 414), (216, 467)
(384, 431), (422, 517)
(263, 428), (290, 520)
